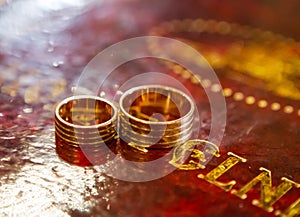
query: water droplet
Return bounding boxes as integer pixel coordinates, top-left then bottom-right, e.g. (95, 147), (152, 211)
(47, 47), (54, 52)
(116, 90), (123, 95)
(52, 60), (64, 68)
(23, 107), (33, 113)
(0, 135), (16, 140)
(30, 158), (45, 164)
(100, 91), (105, 97)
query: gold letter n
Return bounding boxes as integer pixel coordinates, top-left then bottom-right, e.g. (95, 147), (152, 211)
(198, 152), (247, 192)
(231, 167), (300, 213)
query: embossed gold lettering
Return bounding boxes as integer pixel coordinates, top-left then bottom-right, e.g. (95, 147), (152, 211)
(231, 167), (300, 212)
(169, 139), (220, 170)
(169, 141), (300, 215)
(198, 152), (247, 191)
(275, 198), (300, 217)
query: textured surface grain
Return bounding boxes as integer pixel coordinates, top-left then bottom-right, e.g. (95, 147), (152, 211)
(0, 1), (299, 216)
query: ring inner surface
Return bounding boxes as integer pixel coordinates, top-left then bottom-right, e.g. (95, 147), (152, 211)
(59, 98), (114, 126)
(123, 88), (192, 123)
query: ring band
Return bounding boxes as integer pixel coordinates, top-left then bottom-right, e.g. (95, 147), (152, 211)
(55, 95), (118, 165)
(119, 85), (195, 148)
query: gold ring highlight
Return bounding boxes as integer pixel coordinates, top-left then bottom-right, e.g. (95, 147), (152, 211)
(54, 95), (118, 165)
(119, 85), (195, 149)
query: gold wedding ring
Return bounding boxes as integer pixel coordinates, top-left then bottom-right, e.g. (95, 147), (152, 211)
(55, 86), (195, 164)
(55, 95), (118, 165)
(119, 85), (195, 148)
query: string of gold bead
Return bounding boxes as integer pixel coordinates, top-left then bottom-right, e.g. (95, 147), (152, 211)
(149, 19), (300, 117)
(170, 61), (300, 116)
(150, 18), (298, 44)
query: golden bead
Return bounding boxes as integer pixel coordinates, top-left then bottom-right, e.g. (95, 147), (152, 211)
(271, 103), (281, 111)
(245, 96), (255, 105)
(192, 18), (207, 33)
(173, 65), (183, 74)
(201, 79), (212, 88)
(258, 100), (268, 108)
(216, 21), (231, 35)
(223, 88), (233, 97)
(190, 74), (201, 84)
(233, 92), (244, 101)
(283, 105), (294, 114)
(181, 70), (191, 79)
(211, 84), (222, 93)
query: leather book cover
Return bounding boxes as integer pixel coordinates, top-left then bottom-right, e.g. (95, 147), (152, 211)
(0, 1), (299, 217)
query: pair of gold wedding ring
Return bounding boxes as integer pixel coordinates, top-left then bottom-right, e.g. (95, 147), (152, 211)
(55, 85), (195, 165)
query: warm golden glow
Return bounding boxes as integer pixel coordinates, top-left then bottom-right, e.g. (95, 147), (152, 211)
(190, 74), (201, 84)
(258, 100), (268, 108)
(245, 96), (256, 105)
(223, 88), (233, 97)
(152, 19), (300, 100)
(211, 84), (222, 93)
(284, 105), (294, 114)
(233, 92), (244, 101)
(271, 102), (281, 111)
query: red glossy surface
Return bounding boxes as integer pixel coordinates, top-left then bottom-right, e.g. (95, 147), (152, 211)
(0, 1), (299, 217)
